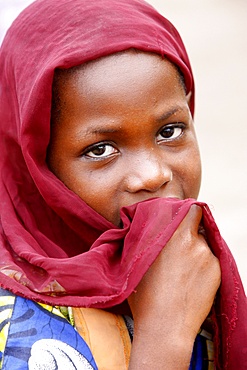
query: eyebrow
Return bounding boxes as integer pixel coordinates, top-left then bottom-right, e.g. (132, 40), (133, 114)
(156, 106), (186, 122)
(82, 105), (187, 136)
(90, 127), (119, 135)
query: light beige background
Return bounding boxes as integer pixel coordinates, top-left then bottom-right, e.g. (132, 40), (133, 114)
(1, 0), (246, 290)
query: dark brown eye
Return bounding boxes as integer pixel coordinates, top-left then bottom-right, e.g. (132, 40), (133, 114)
(84, 143), (117, 158)
(90, 145), (107, 156)
(161, 127), (175, 138)
(157, 124), (184, 142)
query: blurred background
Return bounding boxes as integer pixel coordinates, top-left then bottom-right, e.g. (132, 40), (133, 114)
(1, 0), (246, 289)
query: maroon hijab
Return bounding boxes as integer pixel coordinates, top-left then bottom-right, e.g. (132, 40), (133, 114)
(0, 0), (246, 368)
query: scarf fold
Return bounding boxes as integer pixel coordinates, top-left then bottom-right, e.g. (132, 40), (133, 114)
(0, 0), (246, 368)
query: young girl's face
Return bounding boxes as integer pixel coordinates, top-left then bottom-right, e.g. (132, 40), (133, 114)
(48, 51), (201, 226)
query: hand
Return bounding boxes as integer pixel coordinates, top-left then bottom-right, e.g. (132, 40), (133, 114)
(128, 205), (221, 369)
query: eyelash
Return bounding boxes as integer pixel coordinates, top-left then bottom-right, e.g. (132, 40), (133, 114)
(82, 123), (186, 159)
(157, 123), (185, 143)
(83, 143), (117, 159)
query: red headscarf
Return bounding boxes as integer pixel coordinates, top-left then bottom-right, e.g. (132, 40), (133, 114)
(0, 0), (246, 368)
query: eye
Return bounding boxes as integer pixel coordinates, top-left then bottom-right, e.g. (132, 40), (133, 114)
(157, 123), (184, 142)
(83, 143), (118, 159)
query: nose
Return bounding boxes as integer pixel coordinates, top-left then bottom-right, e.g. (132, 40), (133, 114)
(125, 151), (172, 193)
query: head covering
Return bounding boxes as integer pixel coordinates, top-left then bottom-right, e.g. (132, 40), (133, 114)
(0, 0), (246, 368)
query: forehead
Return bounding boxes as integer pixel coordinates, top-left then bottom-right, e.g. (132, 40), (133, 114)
(52, 50), (185, 121)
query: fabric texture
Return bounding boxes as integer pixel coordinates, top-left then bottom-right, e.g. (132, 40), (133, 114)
(73, 307), (131, 369)
(0, 0), (246, 369)
(0, 288), (97, 369)
(0, 287), (212, 369)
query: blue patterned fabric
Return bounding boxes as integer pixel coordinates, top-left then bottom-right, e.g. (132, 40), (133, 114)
(0, 289), (97, 369)
(0, 288), (213, 369)
(189, 332), (213, 370)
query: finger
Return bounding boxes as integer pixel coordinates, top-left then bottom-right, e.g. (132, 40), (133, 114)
(179, 204), (203, 235)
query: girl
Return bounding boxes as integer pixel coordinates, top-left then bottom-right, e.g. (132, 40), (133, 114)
(0, 0), (246, 369)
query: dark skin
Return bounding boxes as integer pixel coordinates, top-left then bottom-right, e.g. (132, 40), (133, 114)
(49, 51), (200, 225)
(48, 51), (221, 368)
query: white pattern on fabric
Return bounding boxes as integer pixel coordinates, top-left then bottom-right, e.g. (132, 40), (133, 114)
(28, 339), (94, 370)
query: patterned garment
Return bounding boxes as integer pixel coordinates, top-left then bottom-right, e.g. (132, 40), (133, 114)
(189, 331), (214, 370)
(0, 289), (97, 369)
(0, 288), (214, 369)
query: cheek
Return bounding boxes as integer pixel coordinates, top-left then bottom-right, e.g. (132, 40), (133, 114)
(81, 189), (121, 225)
(63, 167), (122, 223)
(182, 146), (202, 198)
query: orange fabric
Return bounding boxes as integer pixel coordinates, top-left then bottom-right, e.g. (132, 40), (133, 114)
(73, 307), (131, 369)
